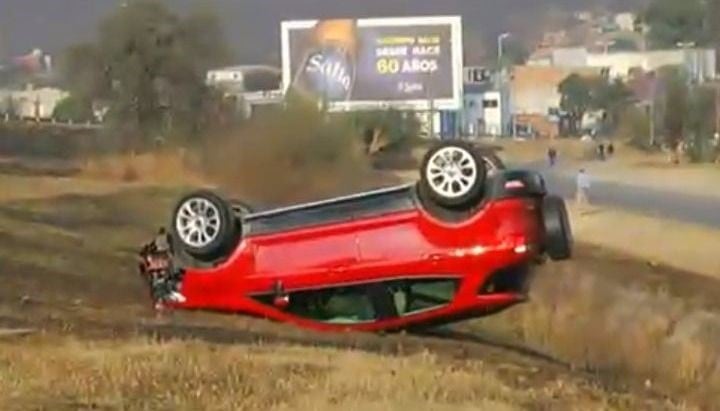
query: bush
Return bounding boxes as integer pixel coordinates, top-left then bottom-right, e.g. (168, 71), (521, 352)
(200, 100), (396, 206)
(52, 95), (94, 123)
(349, 109), (421, 154)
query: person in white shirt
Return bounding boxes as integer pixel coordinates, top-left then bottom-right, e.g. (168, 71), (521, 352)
(576, 168), (591, 209)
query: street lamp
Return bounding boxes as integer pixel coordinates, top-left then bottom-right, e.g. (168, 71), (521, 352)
(497, 32), (511, 65)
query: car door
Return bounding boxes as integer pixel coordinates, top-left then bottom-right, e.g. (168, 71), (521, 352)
(250, 202), (360, 288)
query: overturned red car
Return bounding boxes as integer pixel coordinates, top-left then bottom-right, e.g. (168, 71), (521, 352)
(139, 141), (572, 332)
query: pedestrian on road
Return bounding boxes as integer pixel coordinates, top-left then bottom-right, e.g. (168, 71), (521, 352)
(547, 146), (558, 167)
(598, 143), (606, 161)
(576, 168), (591, 211)
(607, 142), (615, 158)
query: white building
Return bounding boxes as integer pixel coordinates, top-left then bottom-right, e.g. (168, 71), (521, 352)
(4, 85), (68, 120)
(462, 71), (511, 138)
(206, 65), (282, 94)
(206, 65), (283, 118)
(528, 47), (716, 82)
(614, 13), (636, 32)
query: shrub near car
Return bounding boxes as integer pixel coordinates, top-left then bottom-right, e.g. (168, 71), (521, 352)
(138, 141), (572, 332)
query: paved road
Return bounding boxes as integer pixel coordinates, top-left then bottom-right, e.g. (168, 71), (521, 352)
(519, 162), (720, 228)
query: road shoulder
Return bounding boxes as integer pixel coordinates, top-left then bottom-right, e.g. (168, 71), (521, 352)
(568, 203), (720, 278)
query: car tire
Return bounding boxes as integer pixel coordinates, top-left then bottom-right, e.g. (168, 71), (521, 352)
(171, 190), (240, 262)
(477, 151), (506, 173)
(542, 195), (572, 261)
(419, 141), (487, 209)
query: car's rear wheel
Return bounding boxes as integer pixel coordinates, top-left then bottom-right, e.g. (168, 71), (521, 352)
(542, 195), (572, 261)
(172, 190), (240, 262)
(419, 141), (487, 209)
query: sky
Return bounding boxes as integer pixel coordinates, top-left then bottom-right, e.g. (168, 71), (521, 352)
(0, 0), (637, 65)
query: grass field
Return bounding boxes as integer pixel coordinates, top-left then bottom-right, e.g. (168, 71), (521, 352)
(0, 160), (719, 410)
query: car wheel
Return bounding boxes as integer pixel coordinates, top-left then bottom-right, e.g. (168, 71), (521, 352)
(420, 141), (487, 209)
(542, 195), (572, 261)
(171, 190), (240, 262)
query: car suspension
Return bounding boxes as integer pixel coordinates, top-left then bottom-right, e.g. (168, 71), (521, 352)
(138, 232), (185, 309)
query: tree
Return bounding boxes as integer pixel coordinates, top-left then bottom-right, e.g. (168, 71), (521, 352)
(59, 0), (233, 151)
(660, 68), (689, 162)
(619, 105), (653, 149)
(559, 74), (594, 136)
(53, 96), (95, 123)
(498, 38), (530, 68)
(350, 110), (420, 155)
(593, 79), (632, 134)
(644, 0), (709, 48)
(608, 37), (640, 52)
(685, 86), (716, 162)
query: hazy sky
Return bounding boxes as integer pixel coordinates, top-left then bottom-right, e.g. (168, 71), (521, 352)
(1, 0), (634, 64)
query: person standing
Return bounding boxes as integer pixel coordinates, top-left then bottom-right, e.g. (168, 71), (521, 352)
(576, 168), (591, 211)
(547, 146), (558, 167)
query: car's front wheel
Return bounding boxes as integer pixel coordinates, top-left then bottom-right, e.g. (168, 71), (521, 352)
(171, 190), (240, 262)
(419, 141), (487, 209)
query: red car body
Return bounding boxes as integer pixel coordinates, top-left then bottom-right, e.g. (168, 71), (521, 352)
(161, 175), (550, 332)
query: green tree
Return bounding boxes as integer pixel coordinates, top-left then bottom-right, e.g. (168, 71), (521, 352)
(685, 86), (716, 162)
(53, 96), (94, 123)
(498, 38), (529, 68)
(59, 0), (232, 151)
(619, 105), (653, 149)
(660, 68), (689, 159)
(558, 74), (594, 136)
(644, 0), (709, 48)
(594, 79), (632, 134)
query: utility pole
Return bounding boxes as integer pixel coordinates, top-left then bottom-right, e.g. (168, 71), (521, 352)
(715, 81), (720, 138)
(649, 100), (656, 147)
(497, 33), (510, 69)
(649, 72), (657, 147)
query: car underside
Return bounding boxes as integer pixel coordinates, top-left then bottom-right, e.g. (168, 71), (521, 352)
(138, 141), (572, 332)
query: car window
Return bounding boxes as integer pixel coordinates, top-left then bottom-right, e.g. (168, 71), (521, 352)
(387, 279), (459, 316)
(284, 286), (376, 324)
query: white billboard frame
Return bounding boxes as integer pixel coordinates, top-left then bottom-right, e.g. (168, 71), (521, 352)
(281, 16), (464, 112)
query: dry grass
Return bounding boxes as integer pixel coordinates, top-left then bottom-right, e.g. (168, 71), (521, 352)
(0, 174), (137, 203)
(568, 204), (720, 277)
(0, 334), (657, 411)
(79, 149), (206, 187)
(198, 106), (398, 206)
(474, 261), (720, 409)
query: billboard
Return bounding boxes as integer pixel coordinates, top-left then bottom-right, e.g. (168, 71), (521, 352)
(281, 16), (463, 111)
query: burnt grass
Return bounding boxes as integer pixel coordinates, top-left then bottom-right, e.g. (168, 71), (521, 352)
(0, 186), (719, 408)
